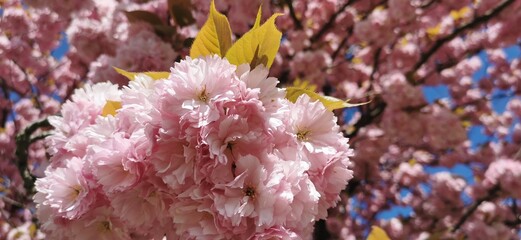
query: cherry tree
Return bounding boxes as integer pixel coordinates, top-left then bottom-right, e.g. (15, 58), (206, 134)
(1, 0), (520, 239)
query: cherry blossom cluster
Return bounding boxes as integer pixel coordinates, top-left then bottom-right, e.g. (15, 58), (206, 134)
(34, 55), (353, 239)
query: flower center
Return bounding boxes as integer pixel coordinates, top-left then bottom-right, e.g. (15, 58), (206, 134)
(70, 185), (82, 200)
(99, 220), (112, 232)
(198, 87), (209, 102)
(297, 129), (310, 141)
(243, 185), (256, 199)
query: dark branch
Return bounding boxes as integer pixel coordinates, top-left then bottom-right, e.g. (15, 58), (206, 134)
(369, 48), (382, 81)
(284, 0), (303, 29)
(408, 0), (515, 82)
(417, 0), (436, 9)
(0, 77), (11, 129)
(313, 219), (331, 240)
(345, 99), (386, 139)
(15, 118), (51, 195)
(30, 134), (51, 144)
(310, 0), (357, 43)
(451, 185), (501, 233)
(331, 35), (349, 60)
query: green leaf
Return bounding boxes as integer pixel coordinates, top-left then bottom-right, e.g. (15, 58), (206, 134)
(168, 0), (196, 27)
(286, 87), (368, 111)
(367, 226), (391, 240)
(124, 10), (164, 26)
(189, 0), (232, 58)
(113, 67), (169, 81)
(225, 11), (282, 69)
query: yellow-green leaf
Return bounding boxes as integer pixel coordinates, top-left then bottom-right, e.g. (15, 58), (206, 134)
(225, 12), (282, 69)
(292, 78), (317, 92)
(28, 223), (37, 237)
(113, 67), (169, 81)
(102, 100), (122, 117)
(253, 5), (262, 29)
(190, 0), (232, 58)
(367, 226), (391, 240)
(286, 87), (368, 111)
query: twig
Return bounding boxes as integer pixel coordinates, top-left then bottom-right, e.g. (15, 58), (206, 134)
(0, 77), (11, 129)
(415, 47), (483, 84)
(331, 35), (349, 60)
(345, 99), (386, 139)
(369, 48), (382, 81)
(408, 0), (515, 83)
(417, 0), (437, 9)
(451, 185), (501, 233)
(15, 118), (51, 195)
(310, 0), (357, 43)
(284, 0), (302, 29)
(1, 195), (23, 208)
(313, 219), (331, 240)
(30, 134), (51, 144)
(505, 199), (521, 227)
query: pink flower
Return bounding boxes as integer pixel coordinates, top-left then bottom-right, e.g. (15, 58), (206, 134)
(248, 226), (301, 240)
(46, 82), (121, 166)
(160, 55), (240, 128)
(69, 206), (130, 240)
(394, 162), (426, 187)
(87, 133), (147, 194)
(287, 94), (340, 155)
(378, 71), (426, 110)
(34, 157), (95, 220)
(110, 181), (172, 237)
(484, 159), (521, 198)
(237, 64), (285, 111)
(212, 154), (272, 227)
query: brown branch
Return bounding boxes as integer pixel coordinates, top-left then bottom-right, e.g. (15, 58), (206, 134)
(331, 35), (349, 60)
(451, 185), (501, 233)
(417, 0), (437, 9)
(284, 0), (302, 29)
(345, 98), (386, 139)
(504, 198), (520, 227)
(331, 25), (355, 61)
(0, 77), (11, 129)
(415, 47), (483, 84)
(310, 0), (357, 43)
(369, 48), (382, 81)
(408, 0), (515, 83)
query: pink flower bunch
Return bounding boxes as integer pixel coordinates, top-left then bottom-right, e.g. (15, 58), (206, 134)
(34, 55), (353, 239)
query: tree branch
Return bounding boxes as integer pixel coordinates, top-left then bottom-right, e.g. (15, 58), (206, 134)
(451, 185), (501, 233)
(408, 0), (515, 82)
(331, 28), (353, 61)
(369, 48), (382, 81)
(15, 118), (51, 195)
(284, 0), (302, 29)
(0, 77), (11, 129)
(310, 0), (357, 43)
(345, 99), (386, 139)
